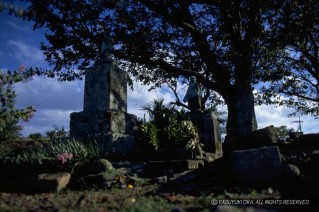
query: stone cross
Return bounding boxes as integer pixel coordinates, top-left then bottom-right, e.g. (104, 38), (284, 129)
(83, 38), (127, 112)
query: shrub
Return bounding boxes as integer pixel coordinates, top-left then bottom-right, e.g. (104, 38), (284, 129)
(140, 120), (159, 149)
(165, 120), (198, 149)
(139, 99), (198, 149)
(28, 133), (42, 140)
(45, 125), (70, 141)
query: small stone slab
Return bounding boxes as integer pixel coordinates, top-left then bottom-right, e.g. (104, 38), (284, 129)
(33, 172), (71, 193)
(231, 146), (282, 183)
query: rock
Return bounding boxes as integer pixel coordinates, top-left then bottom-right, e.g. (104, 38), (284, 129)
(289, 131), (303, 141)
(226, 125), (278, 151)
(297, 133), (319, 147)
(79, 172), (116, 189)
(231, 146), (282, 183)
(283, 164), (301, 178)
(72, 168), (132, 189)
(312, 150), (319, 156)
(31, 172), (71, 193)
(152, 176), (168, 184)
(288, 156), (304, 167)
(204, 153), (221, 162)
(91, 159), (113, 173)
(73, 159), (113, 177)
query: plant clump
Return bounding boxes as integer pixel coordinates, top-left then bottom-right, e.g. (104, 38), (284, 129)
(0, 127), (105, 173)
(138, 99), (199, 150)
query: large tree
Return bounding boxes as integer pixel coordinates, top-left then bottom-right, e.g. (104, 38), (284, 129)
(24, 0), (290, 140)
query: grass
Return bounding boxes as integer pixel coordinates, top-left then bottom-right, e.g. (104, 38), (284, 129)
(1, 184), (317, 211)
(0, 138), (105, 173)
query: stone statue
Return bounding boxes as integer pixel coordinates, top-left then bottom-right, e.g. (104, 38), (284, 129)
(100, 37), (113, 62)
(183, 76), (202, 111)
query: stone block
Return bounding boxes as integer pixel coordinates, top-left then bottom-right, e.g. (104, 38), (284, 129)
(84, 62), (127, 112)
(190, 110), (222, 154)
(93, 133), (136, 159)
(70, 110), (138, 139)
(231, 146), (282, 183)
(227, 125), (278, 151)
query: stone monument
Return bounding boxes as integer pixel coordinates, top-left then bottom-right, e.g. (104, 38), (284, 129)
(183, 77), (222, 156)
(70, 38), (138, 159)
(189, 111), (222, 155)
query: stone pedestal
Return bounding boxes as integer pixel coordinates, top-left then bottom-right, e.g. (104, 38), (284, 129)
(70, 110), (137, 136)
(189, 111), (222, 155)
(70, 110), (138, 158)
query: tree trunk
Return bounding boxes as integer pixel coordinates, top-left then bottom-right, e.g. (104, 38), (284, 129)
(225, 83), (257, 141)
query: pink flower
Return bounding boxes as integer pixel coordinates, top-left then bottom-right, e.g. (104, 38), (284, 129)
(56, 153), (73, 164)
(17, 64), (26, 72)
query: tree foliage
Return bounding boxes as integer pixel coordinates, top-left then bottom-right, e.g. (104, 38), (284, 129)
(0, 67), (38, 141)
(0, 1), (25, 17)
(22, 0), (317, 138)
(275, 125), (295, 140)
(256, 0), (319, 117)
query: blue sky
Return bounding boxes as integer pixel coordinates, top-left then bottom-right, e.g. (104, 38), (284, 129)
(0, 5), (318, 136)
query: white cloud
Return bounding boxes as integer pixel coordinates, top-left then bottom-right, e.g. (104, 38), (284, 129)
(14, 76), (83, 135)
(255, 105), (319, 133)
(15, 76), (83, 111)
(256, 105), (295, 129)
(20, 109), (73, 136)
(6, 20), (33, 33)
(7, 39), (45, 67)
